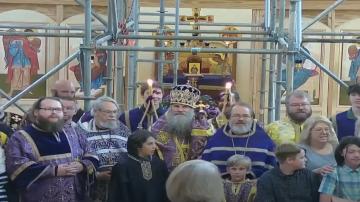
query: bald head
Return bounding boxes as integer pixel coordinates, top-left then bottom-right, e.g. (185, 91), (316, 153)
(51, 80), (76, 98)
(348, 45), (359, 60)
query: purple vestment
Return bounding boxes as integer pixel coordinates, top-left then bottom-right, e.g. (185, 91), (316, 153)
(151, 114), (213, 171)
(5, 124), (98, 202)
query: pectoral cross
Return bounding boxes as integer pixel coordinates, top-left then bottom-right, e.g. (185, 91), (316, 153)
(180, 8), (214, 31)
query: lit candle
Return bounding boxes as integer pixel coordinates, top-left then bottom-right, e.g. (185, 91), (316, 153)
(147, 79), (154, 95)
(225, 82), (232, 94)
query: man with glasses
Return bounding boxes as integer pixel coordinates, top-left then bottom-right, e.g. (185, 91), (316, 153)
(6, 97), (99, 202)
(266, 90), (313, 145)
(75, 96), (130, 202)
(202, 102), (276, 178)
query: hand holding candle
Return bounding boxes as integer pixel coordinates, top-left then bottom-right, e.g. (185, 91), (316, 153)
(147, 79), (154, 97)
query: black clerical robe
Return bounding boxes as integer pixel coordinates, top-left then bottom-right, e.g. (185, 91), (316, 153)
(108, 155), (169, 202)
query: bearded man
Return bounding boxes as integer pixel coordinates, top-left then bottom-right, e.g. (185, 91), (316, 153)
(75, 96), (130, 202)
(6, 97), (98, 202)
(202, 102), (276, 178)
(151, 84), (213, 171)
(266, 90), (312, 145)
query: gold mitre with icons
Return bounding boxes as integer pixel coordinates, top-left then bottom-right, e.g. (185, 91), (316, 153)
(170, 83), (201, 108)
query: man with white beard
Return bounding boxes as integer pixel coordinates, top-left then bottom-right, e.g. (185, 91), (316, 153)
(202, 103), (276, 178)
(75, 96), (130, 202)
(151, 84), (213, 171)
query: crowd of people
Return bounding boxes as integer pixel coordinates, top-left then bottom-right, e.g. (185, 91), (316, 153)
(0, 79), (360, 202)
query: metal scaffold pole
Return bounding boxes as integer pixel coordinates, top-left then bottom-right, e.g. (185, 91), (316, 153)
(286, 0), (300, 94)
(302, 0), (345, 31)
(275, 0), (286, 120)
(105, 0), (115, 97)
(83, 0), (92, 111)
(157, 0), (166, 85)
(173, 0), (180, 86)
(267, 0), (277, 123)
(127, 0), (140, 109)
(115, 0), (126, 110)
(259, 0), (271, 124)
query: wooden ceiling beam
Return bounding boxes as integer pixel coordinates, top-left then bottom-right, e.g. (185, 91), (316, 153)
(0, 0), (359, 10)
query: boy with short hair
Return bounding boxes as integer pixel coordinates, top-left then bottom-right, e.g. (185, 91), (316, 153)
(223, 154), (256, 202)
(254, 143), (320, 202)
(319, 136), (360, 202)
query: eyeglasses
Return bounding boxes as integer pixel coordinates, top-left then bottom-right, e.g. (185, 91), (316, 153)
(312, 127), (330, 133)
(230, 114), (252, 119)
(99, 109), (119, 115)
(39, 107), (63, 113)
(289, 103), (310, 108)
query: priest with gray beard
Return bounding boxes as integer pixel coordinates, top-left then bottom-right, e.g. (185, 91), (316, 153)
(6, 97), (98, 202)
(75, 96), (130, 202)
(151, 84), (213, 171)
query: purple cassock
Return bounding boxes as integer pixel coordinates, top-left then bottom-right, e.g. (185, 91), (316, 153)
(5, 124), (99, 202)
(151, 114), (214, 171)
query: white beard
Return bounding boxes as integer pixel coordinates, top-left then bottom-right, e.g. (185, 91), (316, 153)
(229, 122), (253, 135)
(165, 110), (194, 138)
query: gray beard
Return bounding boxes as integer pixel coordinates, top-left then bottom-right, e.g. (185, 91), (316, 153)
(229, 122), (253, 135)
(97, 120), (120, 130)
(165, 110), (194, 139)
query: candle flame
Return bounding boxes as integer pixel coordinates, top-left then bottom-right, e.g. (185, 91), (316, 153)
(225, 82), (232, 90)
(147, 79), (153, 87)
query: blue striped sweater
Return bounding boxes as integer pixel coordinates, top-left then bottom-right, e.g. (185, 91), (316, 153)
(201, 122), (276, 178)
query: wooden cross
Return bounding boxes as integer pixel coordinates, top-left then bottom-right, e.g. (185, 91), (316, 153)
(180, 8), (214, 31)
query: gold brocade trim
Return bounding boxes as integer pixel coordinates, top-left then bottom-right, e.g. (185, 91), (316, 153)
(27, 165), (51, 190)
(10, 161), (36, 181)
(128, 155), (152, 180)
(140, 161), (152, 180)
(191, 128), (214, 137)
(173, 137), (189, 166)
(157, 131), (170, 144)
(18, 130), (40, 159)
(231, 183), (242, 195)
(38, 153), (72, 162)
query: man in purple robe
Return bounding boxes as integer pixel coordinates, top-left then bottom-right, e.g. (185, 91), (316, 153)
(151, 83), (213, 171)
(5, 97), (99, 202)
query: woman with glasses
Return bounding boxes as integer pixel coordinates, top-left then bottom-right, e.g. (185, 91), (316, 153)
(299, 116), (338, 175)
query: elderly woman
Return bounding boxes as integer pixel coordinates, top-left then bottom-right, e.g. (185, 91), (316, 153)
(299, 116), (338, 175)
(166, 160), (225, 202)
(108, 129), (169, 202)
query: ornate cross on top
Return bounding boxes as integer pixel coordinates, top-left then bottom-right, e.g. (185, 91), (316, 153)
(180, 8), (214, 31)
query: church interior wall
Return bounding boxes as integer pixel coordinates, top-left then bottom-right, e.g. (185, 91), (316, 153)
(0, 1), (359, 122)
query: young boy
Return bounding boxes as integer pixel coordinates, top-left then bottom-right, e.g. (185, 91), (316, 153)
(254, 143), (321, 202)
(319, 136), (360, 202)
(223, 154), (256, 202)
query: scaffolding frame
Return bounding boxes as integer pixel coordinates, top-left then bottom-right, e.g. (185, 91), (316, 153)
(0, 0), (352, 123)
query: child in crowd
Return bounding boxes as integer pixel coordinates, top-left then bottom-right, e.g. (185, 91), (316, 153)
(319, 136), (360, 202)
(223, 155), (256, 202)
(254, 143), (320, 202)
